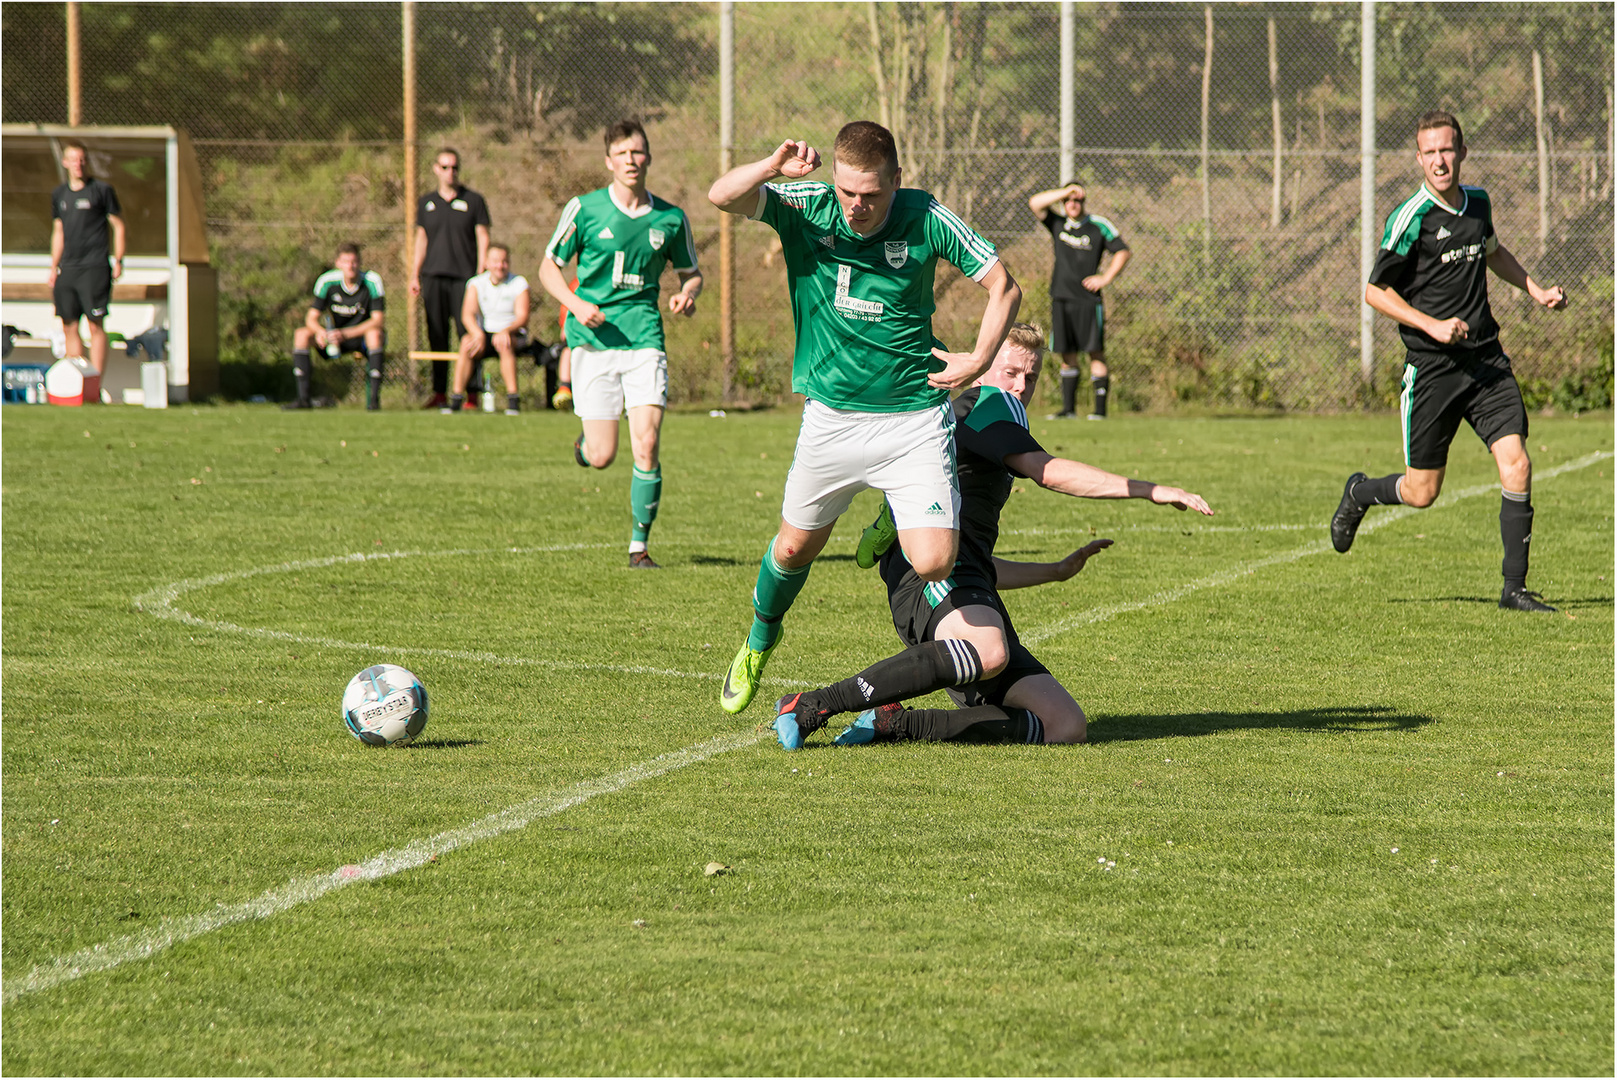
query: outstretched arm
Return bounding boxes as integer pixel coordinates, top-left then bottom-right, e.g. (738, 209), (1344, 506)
(709, 140), (821, 216)
(994, 538), (1114, 590)
(928, 261), (1022, 390)
(539, 258), (604, 329)
(1006, 450), (1214, 514)
(1487, 242), (1567, 310)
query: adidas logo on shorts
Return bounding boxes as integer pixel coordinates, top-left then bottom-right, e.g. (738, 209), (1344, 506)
(925, 502), (945, 516)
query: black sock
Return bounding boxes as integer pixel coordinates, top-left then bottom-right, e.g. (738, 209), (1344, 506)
(1500, 490), (1533, 590)
(1060, 370), (1078, 414)
(806, 639), (984, 718)
(432, 359), (450, 395)
(506, 394), (521, 412)
(1091, 374), (1109, 416)
(448, 393), (465, 412)
(890, 705), (1044, 744)
(291, 349), (311, 402)
(367, 352), (384, 410)
(1351, 473), (1403, 507)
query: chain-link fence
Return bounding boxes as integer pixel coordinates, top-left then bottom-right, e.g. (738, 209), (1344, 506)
(4, 2), (1610, 411)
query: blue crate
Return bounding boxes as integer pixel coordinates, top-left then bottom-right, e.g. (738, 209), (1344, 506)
(2, 363), (51, 404)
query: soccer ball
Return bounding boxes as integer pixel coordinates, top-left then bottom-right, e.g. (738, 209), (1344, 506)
(342, 664), (429, 746)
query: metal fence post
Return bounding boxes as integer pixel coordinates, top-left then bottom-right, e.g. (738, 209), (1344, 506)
(720, 0), (735, 402)
(1059, 0), (1073, 185)
(402, 0), (420, 395)
(1359, 0), (1377, 393)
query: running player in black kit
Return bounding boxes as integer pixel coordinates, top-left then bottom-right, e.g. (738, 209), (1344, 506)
(1331, 111), (1568, 613)
(770, 324), (1212, 750)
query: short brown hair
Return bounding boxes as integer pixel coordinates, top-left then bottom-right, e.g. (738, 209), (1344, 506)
(486, 241), (509, 258)
(834, 121), (899, 177)
(61, 139), (88, 156)
(1004, 323), (1046, 378)
(605, 118), (649, 152)
(1416, 110), (1464, 148)
(436, 147), (460, 166)
(336, 241), (362, 260)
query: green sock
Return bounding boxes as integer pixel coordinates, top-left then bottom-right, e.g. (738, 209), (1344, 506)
(630, 465), (662, 543)
(748, 535), (811, 651)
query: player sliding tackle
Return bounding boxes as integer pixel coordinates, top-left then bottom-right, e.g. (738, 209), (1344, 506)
(772, 325), (1213, 749)
(709, 121), (1022, 714)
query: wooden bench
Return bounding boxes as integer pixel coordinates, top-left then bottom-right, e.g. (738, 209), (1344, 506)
(1, 283), (168, 302)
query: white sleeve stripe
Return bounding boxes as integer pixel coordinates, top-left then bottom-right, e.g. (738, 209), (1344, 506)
(1004, 391), (1029, 429)
(928, 200), (996, 261)
(678, 215), (700, 270)
(967, 253), (1000, 283)
(544, 197), (583, 259)
(749, 187), (769, 221)
(1385, 192), (1431, 248)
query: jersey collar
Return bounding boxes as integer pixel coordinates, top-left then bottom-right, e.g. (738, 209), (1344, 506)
(608, 185), (654, 219)
(1421, 182), (1467, 215)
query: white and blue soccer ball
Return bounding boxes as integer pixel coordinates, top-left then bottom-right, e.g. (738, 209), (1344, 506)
(342, 664), (429, 746)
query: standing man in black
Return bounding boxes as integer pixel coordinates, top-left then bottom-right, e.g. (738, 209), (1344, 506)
(1331, 110), (1568, 613)
(48, 140), (125, 375)
(1028, 182), (1130, 419)
(409, 148), (490, 409)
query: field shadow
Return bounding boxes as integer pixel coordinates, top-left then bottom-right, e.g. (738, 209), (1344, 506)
(690, 554), (745, 567)
(1388, 594), (1612, 609)
(1089, 704), (1432, 743)
(408, 738), (485, 750)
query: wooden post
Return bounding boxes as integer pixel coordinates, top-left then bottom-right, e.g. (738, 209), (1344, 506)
(66, 2), (81, 126)
(1200, 4), (1213, 266)
(1269, 15), (1282, 229)
(1359, 0), (1376, 391)
(719, 0), (735, 402)
(402, 0), (420, 395)
(1533, 47), (1549, 257)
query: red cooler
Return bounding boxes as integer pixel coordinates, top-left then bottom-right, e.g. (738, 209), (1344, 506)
(45, 357), (101, 406)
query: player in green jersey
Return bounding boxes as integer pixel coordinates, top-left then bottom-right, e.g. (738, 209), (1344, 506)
(708, 121), (1022, 713)
(541, 119), (702, 569)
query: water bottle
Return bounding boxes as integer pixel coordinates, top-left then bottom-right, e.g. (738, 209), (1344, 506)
(324, 315), (340, 358)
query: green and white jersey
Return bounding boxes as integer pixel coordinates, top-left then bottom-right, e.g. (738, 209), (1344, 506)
(310, 269), (385, 329)
(752, 181), (999, 412)
(544, 186), (697, 352)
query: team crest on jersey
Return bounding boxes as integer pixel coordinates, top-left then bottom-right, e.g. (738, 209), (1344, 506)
(884, 241), (908, 268)
(648, 228), (665, 250)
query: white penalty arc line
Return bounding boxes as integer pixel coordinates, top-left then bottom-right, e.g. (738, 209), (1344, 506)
(1023, 449), (1612, 644)
(2, 730), (761, 1004)
(131, 543), (726, 684)
(16, 448), (1609, 1001)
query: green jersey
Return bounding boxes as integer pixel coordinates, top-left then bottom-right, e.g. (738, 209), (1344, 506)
(753, 181), (999, 412)
(544, 187), (697, 352)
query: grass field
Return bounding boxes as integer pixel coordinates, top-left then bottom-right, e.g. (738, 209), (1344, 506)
(2, 402), (1611, 1075)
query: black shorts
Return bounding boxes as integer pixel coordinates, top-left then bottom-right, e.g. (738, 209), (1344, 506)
(326, 328), (386, 358)
(1050, 298), (1104, 356)
(470, 327), (528, 361)
(54, 263), (112, 322)
(1401, 348), (1527, 471)
(886, 572), (1052, 709)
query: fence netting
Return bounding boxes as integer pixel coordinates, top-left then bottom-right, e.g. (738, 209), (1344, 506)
(4, 2), (1610, 411)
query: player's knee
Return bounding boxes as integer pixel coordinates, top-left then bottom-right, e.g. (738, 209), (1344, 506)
(1401, 482), (1438, 509)
(1041, 707), (1087, 744)
(293, 328), (313, 348)
(970, 636), (1009, 680)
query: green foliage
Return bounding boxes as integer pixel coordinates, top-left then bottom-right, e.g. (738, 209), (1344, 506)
(2, 407), (1612, 1073)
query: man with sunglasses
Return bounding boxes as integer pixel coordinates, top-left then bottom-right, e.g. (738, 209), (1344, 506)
(410, 148), (491, 409)
(1028, 182), (1130, 420)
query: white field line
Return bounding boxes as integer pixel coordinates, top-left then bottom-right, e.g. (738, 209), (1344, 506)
(13, 448), (1608, 1001)
(1023, 449), (1611, 644)
(2, 730), (762, 1004)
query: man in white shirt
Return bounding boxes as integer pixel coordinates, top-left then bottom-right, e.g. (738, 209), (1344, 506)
(448, 243), (530, 415)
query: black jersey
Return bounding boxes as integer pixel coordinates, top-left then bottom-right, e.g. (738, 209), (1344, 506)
(310, 269), (386, 329)
(1042, 211), (1127, 303)
(416, 186), (490, 279)
(1369, 184), (1501, 360)
(880, 385), (1043, 598)
(51, 179), (122, 266)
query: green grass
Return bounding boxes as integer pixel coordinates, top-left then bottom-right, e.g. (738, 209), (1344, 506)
(3, 403), (1611, 1075)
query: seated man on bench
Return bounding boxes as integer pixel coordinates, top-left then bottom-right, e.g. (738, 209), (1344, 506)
(447, 242), (529, 415)
(287, 241), (386, 410)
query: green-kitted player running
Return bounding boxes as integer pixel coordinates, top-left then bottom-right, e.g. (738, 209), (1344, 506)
(541, 119), (702, 569)
(707, 121), (1022, 713)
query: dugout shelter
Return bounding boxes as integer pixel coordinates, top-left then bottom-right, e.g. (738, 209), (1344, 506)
(1, 125), (218, 403)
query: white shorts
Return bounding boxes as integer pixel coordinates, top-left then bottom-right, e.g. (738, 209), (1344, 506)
(781, 399), (959, 532)
(571, 345), (668, 419)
